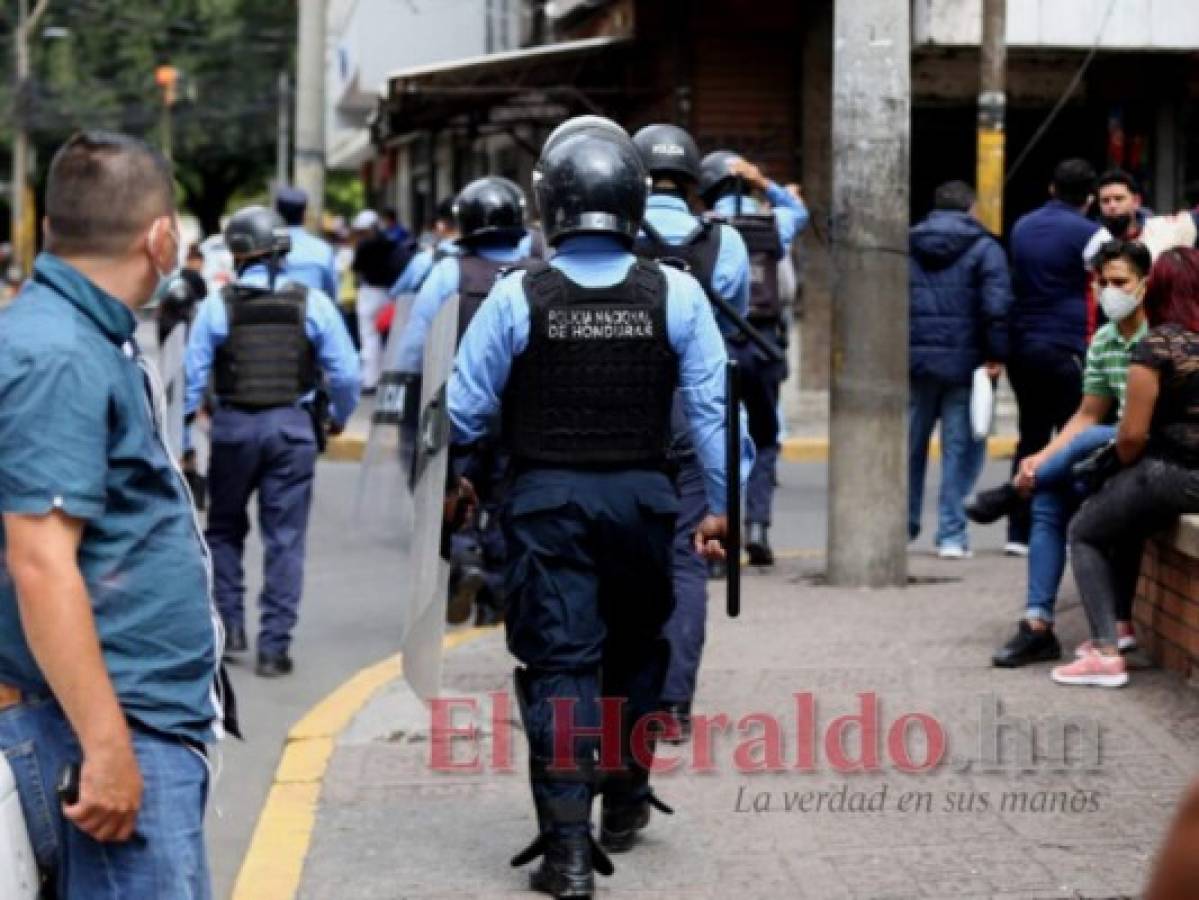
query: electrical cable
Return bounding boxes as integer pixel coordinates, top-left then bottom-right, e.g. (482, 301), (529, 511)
(1004, 0), (1119, 185)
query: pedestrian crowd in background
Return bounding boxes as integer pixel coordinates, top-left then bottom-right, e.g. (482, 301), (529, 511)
(907, 158), (1199, 690)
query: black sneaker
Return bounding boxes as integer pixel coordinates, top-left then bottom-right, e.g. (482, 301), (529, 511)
(224, 625), (247, 658)
(965, 483), (1020, 525)
(992, 620), (1062, 668)
(256, 652), (294, 678)
(746, 523), (774, 567)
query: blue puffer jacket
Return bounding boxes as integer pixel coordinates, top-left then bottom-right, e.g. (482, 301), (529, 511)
(909, 211), (1013, 385)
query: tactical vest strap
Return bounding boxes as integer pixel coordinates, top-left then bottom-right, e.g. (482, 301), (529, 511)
(455, 254), (513, 343)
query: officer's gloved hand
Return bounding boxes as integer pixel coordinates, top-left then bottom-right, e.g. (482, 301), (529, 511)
(443, 477), (477, 532)
(694, 515), (729, 561)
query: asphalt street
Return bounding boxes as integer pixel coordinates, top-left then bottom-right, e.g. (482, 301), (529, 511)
(204, 451), (1014, 898)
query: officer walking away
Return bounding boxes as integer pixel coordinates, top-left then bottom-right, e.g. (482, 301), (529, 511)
(389, 197), (461, 298)
(699, 149), (810, 566)
(185, 206), (361, 677)
(351, 209), (397, 393)
(631, 123), (750, 743)
(0, 131), (224, 896)
(399, 177), (531, 623)
(276, 186), (339, 299)
(449, 120), (732, 898)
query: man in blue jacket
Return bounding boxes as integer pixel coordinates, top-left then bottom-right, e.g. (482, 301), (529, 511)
(909, 181), (1012, 557)
(967, 160), (1099, 554)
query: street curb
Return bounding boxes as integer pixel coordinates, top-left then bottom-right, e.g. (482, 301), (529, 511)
(327, 433), (1020, 464)
(231, 627), (492, 900)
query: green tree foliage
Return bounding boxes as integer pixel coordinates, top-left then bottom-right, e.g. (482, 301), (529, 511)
(4, 0), (296, 236)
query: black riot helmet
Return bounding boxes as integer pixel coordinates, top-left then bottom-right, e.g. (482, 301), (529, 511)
(542, 115), (627, 153)
(454, 177), (526, 247)
(698, 149), (744, 206)
(632, 124), (701, 184)
(225, 205), (291, 265)
(534, 124), (649, 247)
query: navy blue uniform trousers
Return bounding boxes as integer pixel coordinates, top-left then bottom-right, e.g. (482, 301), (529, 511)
(730, 337), (784, 526)
(206, 406), (318, 655)
(661, 457), (709, 704)
(503, 468), (677, 836)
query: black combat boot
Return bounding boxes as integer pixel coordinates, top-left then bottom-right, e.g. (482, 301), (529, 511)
(527, 833), (598, 898)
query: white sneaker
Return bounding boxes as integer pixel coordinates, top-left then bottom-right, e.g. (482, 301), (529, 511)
(1003, 541), (1029, 557)
(937, 545), (973, 560)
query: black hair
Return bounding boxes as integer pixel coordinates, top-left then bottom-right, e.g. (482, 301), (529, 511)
(1052, 158), (1098, 207)
(933, 180), (976, 213)
(45, 131), (174, 257)
(1097, 168), (1142, 197)
(1095, 239), (1153, 278)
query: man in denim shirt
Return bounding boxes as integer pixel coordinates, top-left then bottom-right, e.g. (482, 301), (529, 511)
(0, 132), (221, 897)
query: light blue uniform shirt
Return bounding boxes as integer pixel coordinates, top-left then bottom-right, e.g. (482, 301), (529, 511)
(395, 243), (526, 375)
(389, 238), (461, 297)
(449, 235), (753, 515)
(284, 226), (339, 298)
(643, 193), (750, 317)
(714, 180), (810, 252)
(184, 264), (362, 427)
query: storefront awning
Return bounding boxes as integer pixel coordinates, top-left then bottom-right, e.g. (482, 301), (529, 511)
(376, 35), (636, 142)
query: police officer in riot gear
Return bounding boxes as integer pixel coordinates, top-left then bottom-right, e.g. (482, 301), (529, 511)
(185, 206), (360, 677)
(396, 176), (532, 622)
(631, 124), (751, 743)
(448, 119), (746, 898)
(698, 149), (810, 566)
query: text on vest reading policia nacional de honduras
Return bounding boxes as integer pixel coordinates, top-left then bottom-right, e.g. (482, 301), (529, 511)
(546, 307), (657, 341)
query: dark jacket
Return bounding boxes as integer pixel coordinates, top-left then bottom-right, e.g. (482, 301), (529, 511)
(909, 211), (1013, 385)
(1009, 199), (1100, 356)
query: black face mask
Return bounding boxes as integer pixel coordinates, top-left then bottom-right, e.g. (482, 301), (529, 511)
(1102, 213), (1133, 237)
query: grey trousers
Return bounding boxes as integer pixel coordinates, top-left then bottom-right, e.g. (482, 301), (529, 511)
(1068, 457), (1199, 646)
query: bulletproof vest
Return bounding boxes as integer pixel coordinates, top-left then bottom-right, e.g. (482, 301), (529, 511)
(456, 254), (513, 343)
(214, 282), (317, 409)
(710, 211), (784, 321)
(633, 219), (722, 304)
(503, 260), (678, 467)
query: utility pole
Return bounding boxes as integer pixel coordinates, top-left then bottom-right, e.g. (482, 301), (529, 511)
(276, 70), (291, 189)
(977, 0), (1007, 235)
(11, 0), (50, 279)
(826, 0), (911, 588)
(294, 0), (327, 230)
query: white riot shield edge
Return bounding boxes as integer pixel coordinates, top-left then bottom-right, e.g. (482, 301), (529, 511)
(354, 292), (418, 530)
(158, 323), (188, 463)
(400, 293), (458, 701)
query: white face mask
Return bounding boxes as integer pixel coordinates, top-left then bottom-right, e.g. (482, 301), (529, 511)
(1099, 284), (1141, 323)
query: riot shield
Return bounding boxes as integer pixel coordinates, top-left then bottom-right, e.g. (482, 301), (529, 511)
(158, 323), (188, 463)
(354, 292), (418, 533)
(399, 294), (459, 700)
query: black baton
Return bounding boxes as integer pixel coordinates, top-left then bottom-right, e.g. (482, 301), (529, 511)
(707, 293), (785, 364)
(725, 359), (741, 618)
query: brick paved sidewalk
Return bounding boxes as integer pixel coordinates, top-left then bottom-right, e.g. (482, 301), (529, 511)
(300, 553), (1199, 899)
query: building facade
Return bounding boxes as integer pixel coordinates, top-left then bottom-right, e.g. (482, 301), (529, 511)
(355, 0), (1199, 389)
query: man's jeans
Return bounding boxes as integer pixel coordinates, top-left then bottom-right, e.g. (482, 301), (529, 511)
(0, 695), (210, 898)
(909, 376), (986, 549)
(1025, 424), (1116, 623)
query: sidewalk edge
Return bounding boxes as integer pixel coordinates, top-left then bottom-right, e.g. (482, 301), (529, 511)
(230, 627), (491, 900)
(328, 433), (1019, 464)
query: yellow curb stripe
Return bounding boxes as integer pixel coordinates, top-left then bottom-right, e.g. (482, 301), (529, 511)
(781, 434), (1018, 463)
(330, 434), (1020, 465)
(232, 626), (493, 900)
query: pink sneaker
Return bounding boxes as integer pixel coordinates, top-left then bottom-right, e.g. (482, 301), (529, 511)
(1052, 650), (1128, 688)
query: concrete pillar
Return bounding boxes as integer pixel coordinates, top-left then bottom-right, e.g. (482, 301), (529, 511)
(826, 0), (911, 588)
